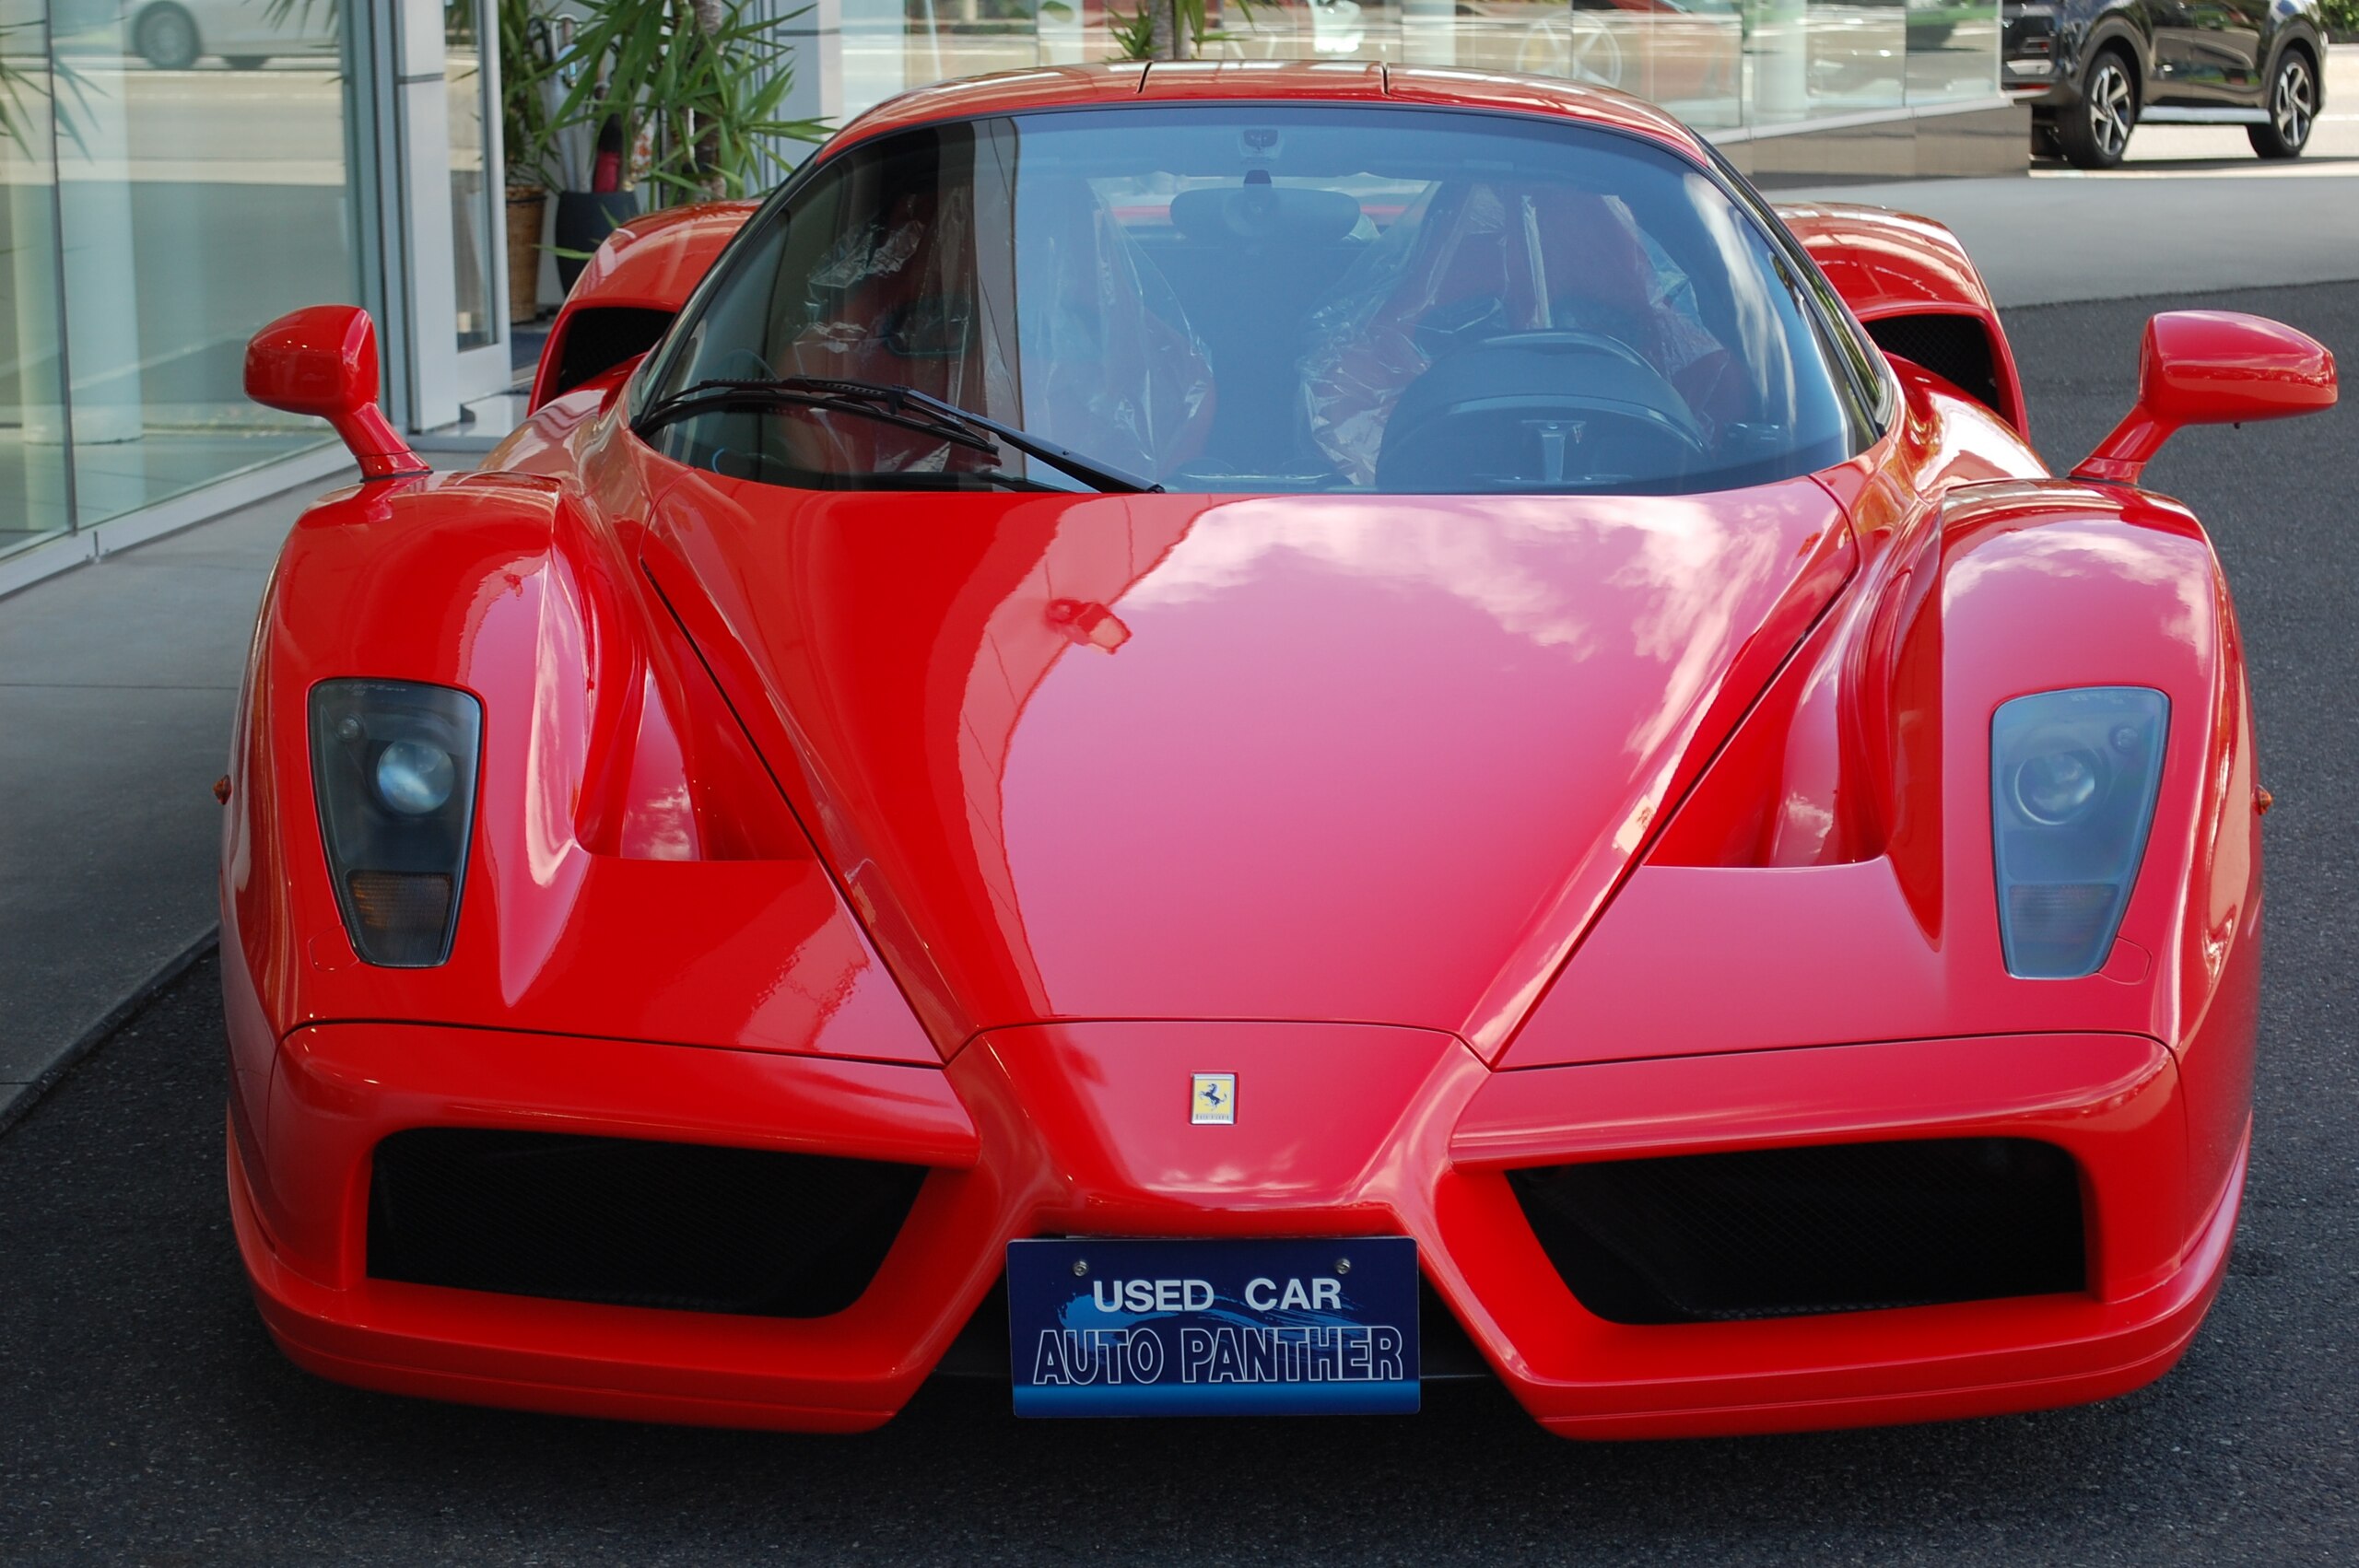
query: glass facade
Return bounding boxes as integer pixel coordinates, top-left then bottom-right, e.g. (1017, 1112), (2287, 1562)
(2, 0), (70, 555)
(827, 1), (2000, 134)
(0, 0), (361, 561)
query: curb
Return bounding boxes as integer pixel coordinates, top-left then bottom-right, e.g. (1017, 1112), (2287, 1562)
(0, 926), (222, 1140)
(1999, 274), (2359, 316)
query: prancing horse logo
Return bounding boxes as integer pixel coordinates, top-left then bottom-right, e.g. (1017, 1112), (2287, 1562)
(1191, 1072), (1236, 1126)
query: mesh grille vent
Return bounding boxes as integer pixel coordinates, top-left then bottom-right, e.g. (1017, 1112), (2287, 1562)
(1867, 312), (2005, 415)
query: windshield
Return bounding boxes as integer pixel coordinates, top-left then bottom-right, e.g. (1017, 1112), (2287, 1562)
(640, 105), (1862, 496)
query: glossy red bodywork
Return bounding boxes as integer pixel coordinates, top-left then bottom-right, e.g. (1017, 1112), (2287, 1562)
(1777, 202), (2030, 439)
(527, 202), (760, 413)
(244, 306), (427, 481)
(2074, 310), (2338, 486)
(224, 64), (2297, 1439)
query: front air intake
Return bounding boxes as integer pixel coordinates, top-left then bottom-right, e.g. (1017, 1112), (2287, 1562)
(368, 1129), (927, 1317)
(1508, 1137), (2085, 1325)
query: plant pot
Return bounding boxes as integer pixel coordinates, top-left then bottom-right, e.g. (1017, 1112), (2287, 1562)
(505, 186), (546, 324)
(552, 190), (642, 295)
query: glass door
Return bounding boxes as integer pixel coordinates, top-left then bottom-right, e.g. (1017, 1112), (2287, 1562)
(446, 0), (511, 401)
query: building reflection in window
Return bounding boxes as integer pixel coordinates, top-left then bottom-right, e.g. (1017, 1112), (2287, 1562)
(818, 0), (1996, 136)
(2, 0), (71, 555)
(1, 0), (358, 553)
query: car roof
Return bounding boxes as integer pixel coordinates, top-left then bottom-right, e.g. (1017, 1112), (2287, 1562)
(827, 61), (1712, 164)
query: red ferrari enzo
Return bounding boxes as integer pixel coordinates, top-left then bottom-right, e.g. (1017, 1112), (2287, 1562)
(224, 62), (2335, 1438)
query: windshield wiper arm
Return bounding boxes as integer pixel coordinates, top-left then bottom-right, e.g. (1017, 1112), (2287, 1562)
(636, 375), (1163, 495)
(635, 378), (1000, 459)
(819, 378), (1166, 495)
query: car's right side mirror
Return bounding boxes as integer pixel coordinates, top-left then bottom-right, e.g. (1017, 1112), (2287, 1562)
(2073, 310), (2335, 487)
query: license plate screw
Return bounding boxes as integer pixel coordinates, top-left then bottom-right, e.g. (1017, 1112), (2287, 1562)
(1335, 1258), (1352, 1276)
(1072, 1259), (1089, 1278)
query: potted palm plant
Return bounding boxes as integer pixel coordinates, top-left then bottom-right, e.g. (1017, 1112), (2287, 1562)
(542, 0), (826, 288)
(500, 0), (558, 322)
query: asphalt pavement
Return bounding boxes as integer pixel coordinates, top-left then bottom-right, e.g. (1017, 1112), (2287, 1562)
(3, 282), (2355, 1566)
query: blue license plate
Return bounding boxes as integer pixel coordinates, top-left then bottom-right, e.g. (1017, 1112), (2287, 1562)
(1005, 1236), (1419, 1418)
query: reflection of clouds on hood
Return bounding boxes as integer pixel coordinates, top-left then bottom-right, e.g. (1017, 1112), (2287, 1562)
(1614, 505), (1782, 756)
(1946, 524), (2210, 655)
(1128, 497), (1773, 654)
(1126, 500), (1602, 653)
(1129, 497), (1795, 760)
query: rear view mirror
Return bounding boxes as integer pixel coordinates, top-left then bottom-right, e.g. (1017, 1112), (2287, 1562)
(244, 305), (427, 481)
(2073, 310), (2335, 486)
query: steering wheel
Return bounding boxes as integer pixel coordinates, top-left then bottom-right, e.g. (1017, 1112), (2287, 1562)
(1465, 328), (1661, 378)
(1375, 330), (1708, 492)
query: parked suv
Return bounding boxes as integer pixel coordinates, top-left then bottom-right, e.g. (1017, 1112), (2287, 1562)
(2003, 0), (2328, 168)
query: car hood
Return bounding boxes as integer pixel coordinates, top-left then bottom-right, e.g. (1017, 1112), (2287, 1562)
(645, 475), (1852, 1056)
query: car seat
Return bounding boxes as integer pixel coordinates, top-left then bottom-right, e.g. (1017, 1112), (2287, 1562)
(1298, 178), (1744, 486)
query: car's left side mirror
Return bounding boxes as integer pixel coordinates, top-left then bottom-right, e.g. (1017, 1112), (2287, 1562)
(244, 305), (428, 482)
(2073, 310), (2336, 487)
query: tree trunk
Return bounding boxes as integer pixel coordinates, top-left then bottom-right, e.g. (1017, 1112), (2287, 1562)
(1148, 0), (1193, 60)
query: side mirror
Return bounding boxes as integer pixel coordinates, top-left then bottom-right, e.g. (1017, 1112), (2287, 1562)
(244, 306), (428, 481)
(2073, 310), (2335, 486)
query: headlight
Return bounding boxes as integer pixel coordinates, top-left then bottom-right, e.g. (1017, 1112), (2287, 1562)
(310, 679), (484, 966)
(1990, 686), (2166, 979)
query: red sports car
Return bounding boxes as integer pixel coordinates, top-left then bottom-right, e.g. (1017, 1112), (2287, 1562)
(224, 61), (2335, 1438)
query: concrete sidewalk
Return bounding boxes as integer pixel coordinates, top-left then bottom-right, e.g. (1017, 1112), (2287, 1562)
(1781, 160), (2359, 308)
(0, 473), (351, 1127)
(1783, 45), (2359, 307)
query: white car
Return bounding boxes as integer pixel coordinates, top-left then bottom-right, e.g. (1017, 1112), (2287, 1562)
(128, 0), (338, 71)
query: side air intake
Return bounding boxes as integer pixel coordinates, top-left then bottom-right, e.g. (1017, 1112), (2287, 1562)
(1866, 312), (2005, 417)
(546, 305), (674, 401)
(1508, 1137), (2085, 1325)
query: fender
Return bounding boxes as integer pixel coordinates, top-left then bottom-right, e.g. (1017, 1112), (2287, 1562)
(1778, 202), (2029, 439)
(219, 467), (937, 1181)
(529, 200), (759, 411)
(1502, 476), (2260, 1239)
(2261, 29), (2326, 105)
(2058, 14), (2156, 110)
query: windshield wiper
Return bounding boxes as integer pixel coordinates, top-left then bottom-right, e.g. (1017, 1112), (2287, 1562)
(635, 375), (1163, 495)
(636, 378), (998, 459)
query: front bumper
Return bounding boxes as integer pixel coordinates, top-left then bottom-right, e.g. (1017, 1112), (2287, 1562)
(231, 1018), (2239, 1438)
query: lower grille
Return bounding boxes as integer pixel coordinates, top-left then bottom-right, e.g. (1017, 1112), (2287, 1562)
(368, 1128), (927, 1317)
(1508, 1137), (2085, 1325)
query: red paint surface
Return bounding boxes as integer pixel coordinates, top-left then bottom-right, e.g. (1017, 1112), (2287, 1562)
(222, 62), (2305, 1438)
(1777, 201), (2032, 439)
(527, 201), (760, 413)
(243, 306), (425, 481)
(2076, 310), (2338, 485)
(641, 473), (1853, 1054)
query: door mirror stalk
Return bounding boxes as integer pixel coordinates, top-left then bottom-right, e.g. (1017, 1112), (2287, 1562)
(244, 306), (428, 482)
(2072, 310), (2335, 487)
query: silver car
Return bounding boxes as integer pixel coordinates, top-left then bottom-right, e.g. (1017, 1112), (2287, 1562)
(128, 0), (337, 71)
